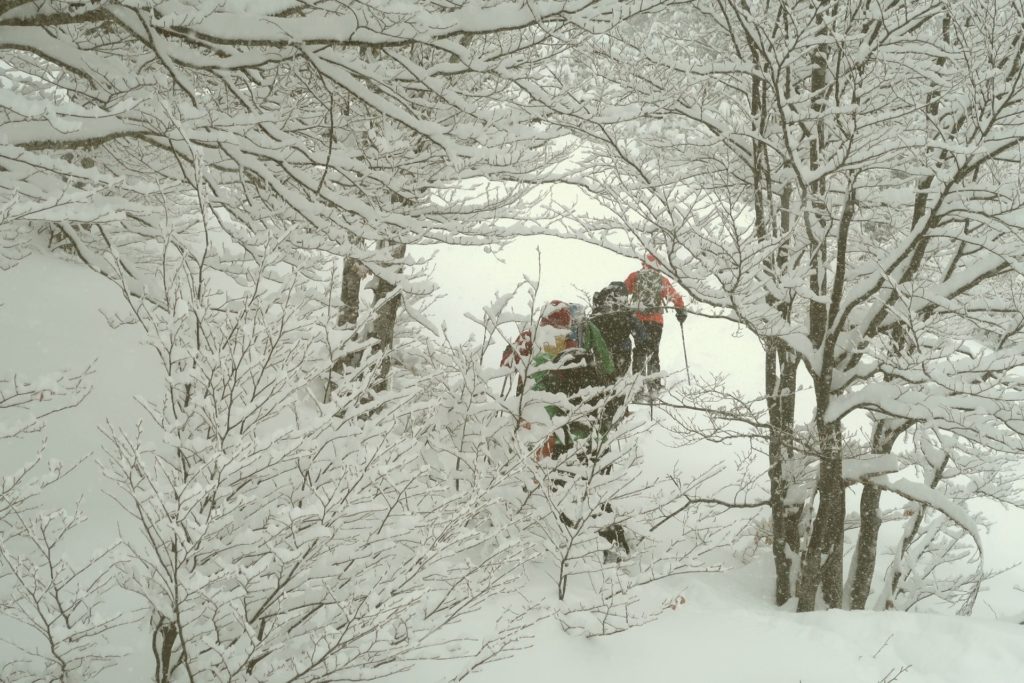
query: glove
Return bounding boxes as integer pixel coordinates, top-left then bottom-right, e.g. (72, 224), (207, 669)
(675, 310), (688, 324)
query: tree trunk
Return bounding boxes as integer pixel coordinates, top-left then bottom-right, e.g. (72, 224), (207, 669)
(847, 482), (881, 610)
(765, 341), (801, 605)
(154, 618), (178, 683)
(796, 413), (845, 611)
(339, 256), (362, 328)
(331, 255), (366, 377)
(795, 0), (846, 611)
(749, 32), (803, 604)
(329, 241), (405, 394)
(368, 242), (406, 393)
(847, 419), (908, 609)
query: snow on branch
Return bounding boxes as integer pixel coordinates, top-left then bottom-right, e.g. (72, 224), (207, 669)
(866, 474), (982, 553)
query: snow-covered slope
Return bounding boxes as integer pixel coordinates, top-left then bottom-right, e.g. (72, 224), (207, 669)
(2, 247), (1023, 682)
(474, 560), (1024, 683)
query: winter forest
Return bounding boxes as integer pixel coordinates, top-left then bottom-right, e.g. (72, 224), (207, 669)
(3, 0), (1024, 681)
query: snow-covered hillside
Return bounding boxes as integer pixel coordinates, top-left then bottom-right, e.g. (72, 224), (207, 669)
(474, 562), (1024, 683)
(8, 1), (1024, 680)
(4, 246), (1023, 682)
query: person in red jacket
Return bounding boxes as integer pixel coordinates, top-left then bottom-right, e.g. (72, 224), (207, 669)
(624, 253), (686, 392)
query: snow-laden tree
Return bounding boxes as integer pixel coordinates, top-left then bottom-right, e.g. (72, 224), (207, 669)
(88, 207), (545, 680)
(5, 1), (722, 673)
(0, 0), (657, 393)
(565, 0), (1024, 610)
(0, 340), (122, 682)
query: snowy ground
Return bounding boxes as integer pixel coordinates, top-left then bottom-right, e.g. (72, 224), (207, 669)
(3, 244), (1024, 682)
(474, 561), (1024, 683)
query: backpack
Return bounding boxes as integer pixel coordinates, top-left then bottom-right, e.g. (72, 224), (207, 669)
(545, 347), (597, 395)
(593, 281), (629, 315)
(543, 304), (598, 394)
(633, 268), (663, 312)
(503, 301), (587, 394)
(536, 303), (616, 395)
(502, 300), (575, 369)
(591, 282), (632, 377)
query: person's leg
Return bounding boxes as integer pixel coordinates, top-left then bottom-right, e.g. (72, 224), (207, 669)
(647, 322), (664, 375)
(628, 320), (642, 374)
(632, 319), (655, 375)
(641, 322), (663, 393)
(613, 340), (631, 377)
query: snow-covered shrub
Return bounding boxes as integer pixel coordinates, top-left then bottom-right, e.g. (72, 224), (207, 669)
(0, 365), (127, 682)
(88, 217), (537, 680)
(0, 505), (126, 683)
(435, 290), (725, 636)
(868, 426), (1024, 614)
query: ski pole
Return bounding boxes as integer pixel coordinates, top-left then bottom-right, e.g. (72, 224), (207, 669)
(680, 324), (692, 383)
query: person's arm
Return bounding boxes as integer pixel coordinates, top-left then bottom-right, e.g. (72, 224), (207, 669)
(660, 277), (685, 310)
(661, 278), (687, 322)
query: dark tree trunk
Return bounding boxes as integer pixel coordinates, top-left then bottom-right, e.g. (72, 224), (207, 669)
(328, 239), (405, 396)
(848, 420), (908, 609)
(747, 33), (803, 605)
(765, 341), (801, 605)
(848, 482), (881, 609)
(795, 0), (847, 611)
(368, 242), (406, 393)
(339, 256), (362, 328)
(796, 409), (845, 611)
(154, 618), (178, 683)
(331, 256), (366, 378)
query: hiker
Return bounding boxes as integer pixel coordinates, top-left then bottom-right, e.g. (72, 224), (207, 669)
(501, 300), (615, 458)
(624, 253), (686, 394)
(501, 300), (629, 558)
(501, 300), (612, 397)
(590, 280), (634, 437)
(591, 281), (633, 379)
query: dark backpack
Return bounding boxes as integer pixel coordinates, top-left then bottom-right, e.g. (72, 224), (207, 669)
(633, 268), (662, 311)
(546, 346), (600, 395)
(593, 281), (629, 314)
(591, 282), (632, 378)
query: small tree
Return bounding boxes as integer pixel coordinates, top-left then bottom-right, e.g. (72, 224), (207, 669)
(0, 349), (126, 681)
(92, 209), (548, 680)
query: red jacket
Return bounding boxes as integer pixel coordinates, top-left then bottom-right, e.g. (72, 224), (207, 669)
(624, 267), (685, 325)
